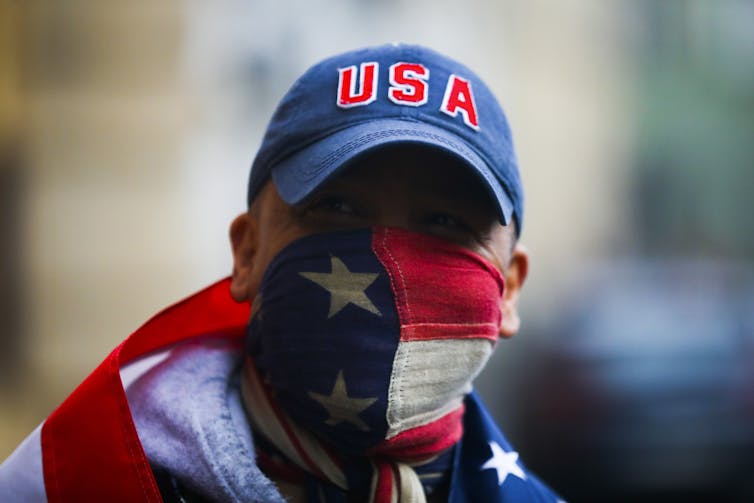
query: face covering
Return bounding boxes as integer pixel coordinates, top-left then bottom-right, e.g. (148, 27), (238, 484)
(242, 226), (505, 501)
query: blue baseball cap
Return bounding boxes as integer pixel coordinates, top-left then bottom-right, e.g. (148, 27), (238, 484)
(248, 43), (523, 232)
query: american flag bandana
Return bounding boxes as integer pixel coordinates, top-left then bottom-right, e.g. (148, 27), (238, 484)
(243, 226), (506, 501)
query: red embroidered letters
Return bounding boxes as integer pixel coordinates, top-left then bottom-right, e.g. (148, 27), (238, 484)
(336, 61), (480, 131)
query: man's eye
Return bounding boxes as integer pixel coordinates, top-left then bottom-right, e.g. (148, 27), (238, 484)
(423, 212), (483, 245)
(311, 196), (358, 216)
(427, 213), (465, 229)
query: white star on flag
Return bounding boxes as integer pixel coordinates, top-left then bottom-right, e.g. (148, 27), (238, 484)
(481, 441), (527, 485)
(299, 256), (381, 318)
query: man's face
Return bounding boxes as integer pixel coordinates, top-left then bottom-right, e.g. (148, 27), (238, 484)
(230, 146), (527, 337)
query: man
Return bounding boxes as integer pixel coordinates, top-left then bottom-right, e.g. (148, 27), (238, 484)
(1, 44), (563, 502)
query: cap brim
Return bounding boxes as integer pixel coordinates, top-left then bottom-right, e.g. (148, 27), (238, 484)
(271, 118), (514, 225)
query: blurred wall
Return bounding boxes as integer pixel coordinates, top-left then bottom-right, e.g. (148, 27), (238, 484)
(1, 0), (197, 452)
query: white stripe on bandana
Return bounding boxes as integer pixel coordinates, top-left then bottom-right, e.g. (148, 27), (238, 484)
(387, 338), (493, 439)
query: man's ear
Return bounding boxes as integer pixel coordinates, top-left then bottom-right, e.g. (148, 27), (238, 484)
(499, 243), (529, 338)
(229, 212), (258, 302)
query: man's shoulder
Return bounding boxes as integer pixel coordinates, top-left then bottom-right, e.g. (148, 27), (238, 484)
(0, 424), (46, 502)
(125, 335), (283, 502)
(121, 334), (243, 388)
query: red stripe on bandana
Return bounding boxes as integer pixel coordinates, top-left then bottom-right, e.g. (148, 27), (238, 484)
(369, 406), (465, 460)
(371, 226), (504, 342)
(373, 461), (395, 503)
(401, 322), (499, 342)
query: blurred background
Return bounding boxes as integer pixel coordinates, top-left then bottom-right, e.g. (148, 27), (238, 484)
(1, 0), (752, 501)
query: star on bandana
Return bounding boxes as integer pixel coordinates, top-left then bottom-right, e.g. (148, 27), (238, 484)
(299, 256), (381, 318)
(481, 441), (527, 485)
(308, 370), (377, 431)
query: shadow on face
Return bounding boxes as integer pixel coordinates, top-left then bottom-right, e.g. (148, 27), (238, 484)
(296, 144), (513, 257)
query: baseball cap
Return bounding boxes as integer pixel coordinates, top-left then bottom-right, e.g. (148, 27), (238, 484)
(248, 43), (523, 233)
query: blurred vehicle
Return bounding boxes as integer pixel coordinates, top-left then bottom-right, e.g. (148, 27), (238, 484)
(508, 259), (754, 503)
